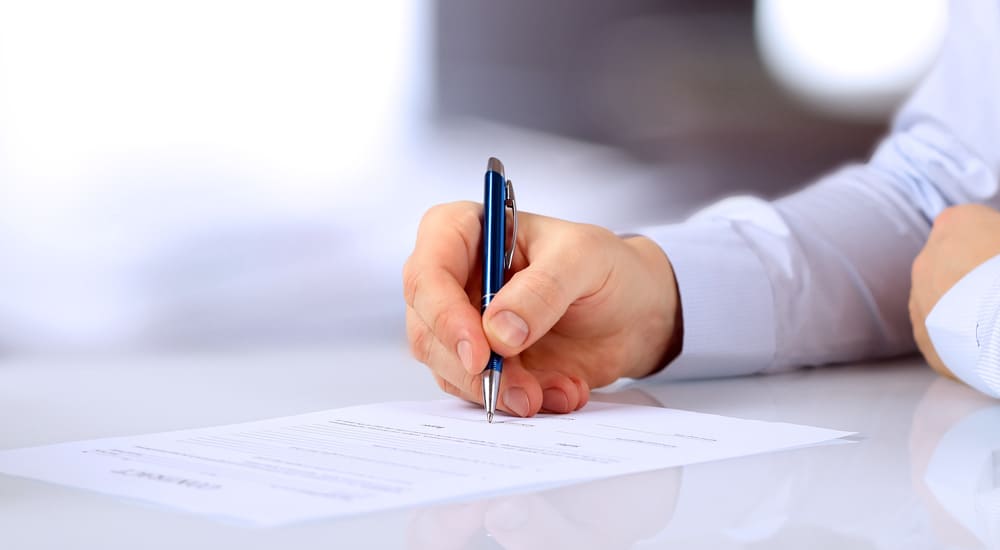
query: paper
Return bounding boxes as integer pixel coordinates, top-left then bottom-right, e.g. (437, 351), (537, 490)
(0, 400), (852, 526)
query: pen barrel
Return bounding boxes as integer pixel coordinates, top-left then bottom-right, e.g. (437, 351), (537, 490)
(481, 168), (507, 313)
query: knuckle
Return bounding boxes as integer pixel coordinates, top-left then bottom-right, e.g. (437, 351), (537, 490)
(401, 260), (419, 305)
(422, 201), (480, 231)
(437, 376), (473, 402)
(447, 203), (483, 255)
(559, 224), (614, 269)
(453, 201), (482, 228)
(565, 225), (603, 258)
(576, 223), (614, 246)
(421, 203), (451, 226)
(517, 268), (566, 316)
(434, 375), (454, 395)
(430, 307), (460, 347)
(408, 322), (435, 364)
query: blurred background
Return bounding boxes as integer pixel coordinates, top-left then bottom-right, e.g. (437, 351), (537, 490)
(0, 0), (947, 355)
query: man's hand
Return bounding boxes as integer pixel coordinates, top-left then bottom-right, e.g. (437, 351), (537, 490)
(403, 202), (681, 417)
(910, 204), (1000, 378)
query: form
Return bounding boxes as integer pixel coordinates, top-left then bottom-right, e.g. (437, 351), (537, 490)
(0, 400), (852, 526)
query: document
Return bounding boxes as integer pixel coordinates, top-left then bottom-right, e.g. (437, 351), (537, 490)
(0, 400), (852, 526)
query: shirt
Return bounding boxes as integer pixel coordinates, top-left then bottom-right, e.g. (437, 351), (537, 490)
(640, 0), (1000, 395)
(926, 254), (1000, 398)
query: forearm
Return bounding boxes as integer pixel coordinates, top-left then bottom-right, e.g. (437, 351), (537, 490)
(642, 163), (931, 378)
(640, 0), (1000, 379)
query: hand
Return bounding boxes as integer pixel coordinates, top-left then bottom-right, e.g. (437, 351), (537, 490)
(403, 201), (681, 417)
(909, 204), (1000, 378)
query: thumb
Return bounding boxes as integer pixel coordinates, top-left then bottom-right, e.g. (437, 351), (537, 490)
(482, 231), (609, 356)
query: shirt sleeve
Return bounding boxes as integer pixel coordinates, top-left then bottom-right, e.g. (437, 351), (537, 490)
(640, 0), (1000, 381)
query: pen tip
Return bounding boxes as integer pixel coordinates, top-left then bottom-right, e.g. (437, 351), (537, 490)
(487, 412), (494, 424)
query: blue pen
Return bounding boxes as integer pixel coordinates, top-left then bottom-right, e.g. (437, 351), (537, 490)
(481, 157), (517, 423)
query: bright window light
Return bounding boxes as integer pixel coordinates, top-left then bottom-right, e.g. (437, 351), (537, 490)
(755, 0), (948, 119)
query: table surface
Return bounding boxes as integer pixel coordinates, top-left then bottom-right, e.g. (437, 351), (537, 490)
(1, 345), (997, 550)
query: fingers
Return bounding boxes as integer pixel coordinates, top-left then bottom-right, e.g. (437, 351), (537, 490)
(405, 204), (604, 414)
(406, 266), (491, 374)
(403, 201), (491, 374)
(532, 369), (589, 413)
(407, 201), (482, 282)
(407, 306), (479, 398)
(483, 221), (613, 357)
(408, 304), (588, 415)
(407, 306), (545, 417)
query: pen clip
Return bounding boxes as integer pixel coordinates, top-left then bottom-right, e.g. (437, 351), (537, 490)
(504, 178), (517, 272)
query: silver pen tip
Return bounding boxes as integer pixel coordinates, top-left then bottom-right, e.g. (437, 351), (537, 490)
(487, 412), (494, 423)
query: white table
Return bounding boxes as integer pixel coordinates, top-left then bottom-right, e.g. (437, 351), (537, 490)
(1, 346), (997, 549)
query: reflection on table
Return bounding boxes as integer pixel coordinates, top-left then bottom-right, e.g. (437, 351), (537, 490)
(408, 359), (999, 549)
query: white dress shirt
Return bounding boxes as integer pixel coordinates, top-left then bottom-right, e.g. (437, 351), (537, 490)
(926, 254), (1000, 398)
(641, 0), (1000, 396)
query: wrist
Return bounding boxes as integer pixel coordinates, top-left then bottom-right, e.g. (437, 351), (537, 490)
(622, 236), (683, 379)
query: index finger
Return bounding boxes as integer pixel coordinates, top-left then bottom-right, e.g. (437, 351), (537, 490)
(403, 201), (490, 374)
(407, 201), (482, 285)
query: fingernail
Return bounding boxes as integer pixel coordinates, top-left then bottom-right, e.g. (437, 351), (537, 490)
(542, 388), (569, 413)
(456, 339), (475, 373)
(503, 387), (530, 417)
(489, 310), (529, 348)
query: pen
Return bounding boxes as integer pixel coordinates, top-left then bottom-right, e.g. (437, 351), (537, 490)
(481, 157), (517, 423)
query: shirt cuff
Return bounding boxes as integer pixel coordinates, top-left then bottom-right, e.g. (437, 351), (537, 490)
(976, 267), (1000, 398)
(635, 220), (776, 380)
(925, 253), (1000, 398)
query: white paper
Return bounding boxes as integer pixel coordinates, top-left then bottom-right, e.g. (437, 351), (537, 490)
(0, 400), (853, 526)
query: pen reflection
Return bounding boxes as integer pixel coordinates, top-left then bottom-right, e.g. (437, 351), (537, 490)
(406, 467), (682, 550)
